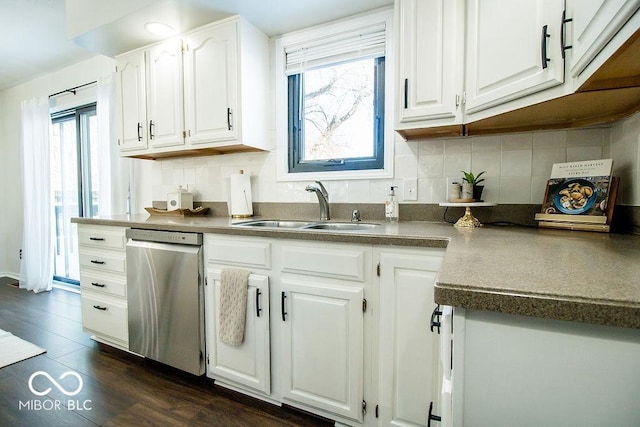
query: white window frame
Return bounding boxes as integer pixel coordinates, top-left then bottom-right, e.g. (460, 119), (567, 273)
(274, 7), (395, 182)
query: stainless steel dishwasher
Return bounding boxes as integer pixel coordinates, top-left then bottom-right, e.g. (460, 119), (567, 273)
(126, 228), (205, 375)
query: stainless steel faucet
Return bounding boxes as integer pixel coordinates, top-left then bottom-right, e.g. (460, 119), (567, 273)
(305, 181), (330, 220)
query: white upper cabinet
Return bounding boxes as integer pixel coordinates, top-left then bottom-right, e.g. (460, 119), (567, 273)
(116, 16), (269, 159)
(395, 0), (639, 137)
(565, 0), (640, 77)
(464, 0), (565, 114)
(116, 50), (147, 152)
(184, 21), (238, 145)
(146, 38), (185, 148)
(395, 0), (465, 127)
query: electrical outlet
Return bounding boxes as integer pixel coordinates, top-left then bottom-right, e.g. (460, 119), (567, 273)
(403, 178), (418, 201)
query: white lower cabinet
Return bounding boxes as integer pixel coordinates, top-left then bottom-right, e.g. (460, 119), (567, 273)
(204, 234), (446, 426)
(277, 241), (369, 424)
(77, 225), (129, 349)
(280, 279), (364, 422)
(204, 235), (272, 397)
(205, 268), (271, 395)
(377, 247), (446, 427)
(80, 292), (128, 344)
(452, 308), (640, 427)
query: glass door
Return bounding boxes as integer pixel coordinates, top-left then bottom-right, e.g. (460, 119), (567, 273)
(50, 104), (98, 285)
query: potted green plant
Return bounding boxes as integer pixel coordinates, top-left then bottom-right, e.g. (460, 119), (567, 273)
(461, 170), (486, 201)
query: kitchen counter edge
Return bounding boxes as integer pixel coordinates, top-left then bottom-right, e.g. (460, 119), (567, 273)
(72, 215), (640, 329)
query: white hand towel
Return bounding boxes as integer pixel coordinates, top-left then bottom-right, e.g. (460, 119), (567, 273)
(219, 268), (251, 346)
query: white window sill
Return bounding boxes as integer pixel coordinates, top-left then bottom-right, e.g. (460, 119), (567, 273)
(277, 167), (393, 182)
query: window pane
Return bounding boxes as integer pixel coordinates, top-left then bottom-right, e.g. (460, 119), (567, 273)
(51, 117), (80, 283)
(80, 110), (99, 217)
(302, 58), (375, 161)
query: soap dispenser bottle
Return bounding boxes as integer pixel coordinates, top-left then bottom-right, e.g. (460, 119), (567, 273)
(385, 186), (399, 222)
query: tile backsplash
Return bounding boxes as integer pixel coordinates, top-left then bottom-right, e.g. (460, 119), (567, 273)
(146, 112), (640, 207)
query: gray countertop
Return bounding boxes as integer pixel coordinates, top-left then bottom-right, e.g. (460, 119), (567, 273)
(73, 214), (640, 329)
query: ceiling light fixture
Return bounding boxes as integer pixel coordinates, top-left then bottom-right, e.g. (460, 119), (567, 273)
(145, 22), (176, 37)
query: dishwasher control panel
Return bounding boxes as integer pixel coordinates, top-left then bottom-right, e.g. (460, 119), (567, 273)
(126, 228), (203, 246)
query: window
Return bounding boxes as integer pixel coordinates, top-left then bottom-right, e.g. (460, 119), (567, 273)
(50, 104), (98, 285)
(284, 18), (388, 174)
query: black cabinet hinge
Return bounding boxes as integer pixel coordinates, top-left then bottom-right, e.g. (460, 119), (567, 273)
(362, 400), (367, 416)
(376, 263), (381, 276)
(362, 298), (367, 313)
(375, 404), (379, 418)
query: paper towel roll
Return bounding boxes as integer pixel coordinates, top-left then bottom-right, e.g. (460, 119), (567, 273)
(230, 172), (253, 217)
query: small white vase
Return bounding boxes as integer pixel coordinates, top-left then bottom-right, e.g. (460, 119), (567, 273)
(461, 182), (473, 200)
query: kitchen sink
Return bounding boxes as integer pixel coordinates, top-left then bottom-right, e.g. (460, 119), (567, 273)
(233, 219), (381, 231)
(234, 220), (316, 228)
(302, 222), (380, 231)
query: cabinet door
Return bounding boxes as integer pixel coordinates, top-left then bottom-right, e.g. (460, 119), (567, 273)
(280, 280), (364, 422)
(378, 251), (444, 427)
(116, 50), (147, 152)
(465, 0), (565, 114)
(205, 269), (271, 395)
(396, 0), (464, 125)
(146, 39), (185, 148)
(566, 0), (640, 77)
(184, 21), (238, 145)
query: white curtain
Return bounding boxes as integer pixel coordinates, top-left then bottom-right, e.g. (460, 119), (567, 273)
(97, 73), (133, 215)
(20, 97), (53, 293)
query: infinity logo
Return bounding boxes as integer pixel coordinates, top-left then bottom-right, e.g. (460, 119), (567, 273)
(28, 371), (83, 397)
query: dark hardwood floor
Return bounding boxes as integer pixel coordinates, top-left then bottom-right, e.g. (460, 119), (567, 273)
(0, 278), (333, 426)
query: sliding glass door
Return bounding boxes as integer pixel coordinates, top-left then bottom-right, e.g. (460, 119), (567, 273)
(50, 104), (98, 285)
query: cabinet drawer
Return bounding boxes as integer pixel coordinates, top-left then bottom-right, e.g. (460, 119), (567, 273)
(79, 249), (126, 275)
(206, 237), (271, 269)
(81, 293), (128, 343)
(280, 244), (365, 282)
(79, 226), (126, 250)
(80, 271), (126, 297)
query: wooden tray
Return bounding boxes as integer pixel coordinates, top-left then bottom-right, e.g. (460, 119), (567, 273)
(144, 206), (209, 217)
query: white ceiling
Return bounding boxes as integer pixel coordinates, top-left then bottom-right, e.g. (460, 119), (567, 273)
(0, 0), (393, 93)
